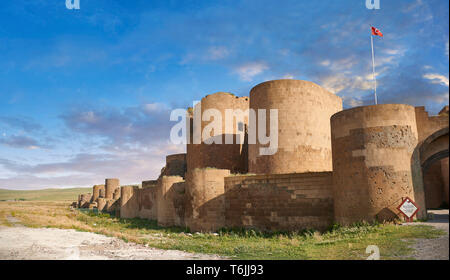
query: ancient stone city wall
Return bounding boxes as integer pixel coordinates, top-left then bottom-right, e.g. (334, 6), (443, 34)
(185, 168), (231, 232)
(331, 104), (422, 225)
(157, 176), (185, 227)
(248, 80), (342, 174)
(120, 185), (140, 219)
(415, 106), (448, 142)
(160, 154), (187, 178)
(138, 181), (158, 220)
(224, 172), (334, 231)
(105, 178), (120, 200)
(73, 79), (448, 232)
(92, 184), (105, 202)
(187, 92), (249, 174)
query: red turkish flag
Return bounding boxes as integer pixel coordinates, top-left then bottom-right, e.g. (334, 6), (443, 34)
(371, 26), (383, 37)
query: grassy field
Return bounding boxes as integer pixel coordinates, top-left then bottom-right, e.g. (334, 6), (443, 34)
(0, 200), (445, 260)
(0, 188), (91, 202)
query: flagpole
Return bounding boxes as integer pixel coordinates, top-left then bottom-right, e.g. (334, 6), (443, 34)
(370, 30), (378, 105)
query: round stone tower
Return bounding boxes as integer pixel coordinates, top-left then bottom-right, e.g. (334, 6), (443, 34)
(157, 176), (184, 227)
(105, 178), (120, 200)
(185, 168), (230, 232)
(120, 185), (139, 218)
(331, 104), (419, 225)
(248, 79), (342, 174)
(187, 92), (249, 174)
(92, 184), (105, 202)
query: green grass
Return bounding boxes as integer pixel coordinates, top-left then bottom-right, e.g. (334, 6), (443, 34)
(72, 210), (445, 260)
(0, 201), (446, 260)
(0, 188), (91, 202)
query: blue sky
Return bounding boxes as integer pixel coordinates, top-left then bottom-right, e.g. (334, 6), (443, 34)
(0, 0), (448, 189)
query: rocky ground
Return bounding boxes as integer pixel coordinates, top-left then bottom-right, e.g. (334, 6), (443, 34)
(403, 209), (449, 260)
(0, 217), (225, 260)
(0, 211), (448, 260)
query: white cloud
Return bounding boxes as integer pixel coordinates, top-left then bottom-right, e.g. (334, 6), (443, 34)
(423, 73), (449, 87)
(234, 62), (269, 81)
(321, 74), (373, 94)
(0, 142), (185, 189)
(143, 103), (168, 113)
(207, 46), (229, 60)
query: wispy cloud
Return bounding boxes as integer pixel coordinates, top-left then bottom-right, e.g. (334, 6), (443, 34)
(234, 62), (269, 81)
(0, 135), (42, 150)
(423, 73), (449, 87)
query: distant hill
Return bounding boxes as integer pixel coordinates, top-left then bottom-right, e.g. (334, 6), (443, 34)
(0, 187), (92, 201)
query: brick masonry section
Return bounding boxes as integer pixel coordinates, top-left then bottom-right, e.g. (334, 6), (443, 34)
(224, 172), (334, 231)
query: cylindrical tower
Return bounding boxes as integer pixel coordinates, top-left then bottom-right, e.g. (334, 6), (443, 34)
(248, 79), (342, 174)
(99, 188), (105, 198)
(92, 184), (105, 202)
(120, 186), (139, 218)
(78, 193), (92, 208)
(185, 168), (230, 232)
(113, 188), (121, 200)
(105, 178), (120, 199)
(97, 198), (107, 212)
(105, 199), (117, 213)
(187, 92), (249, 174)
(331, 104), (419, 225)
(157, 176), (184, 227)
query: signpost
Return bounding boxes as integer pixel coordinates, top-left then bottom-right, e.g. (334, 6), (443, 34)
(397, 197), (419, 223)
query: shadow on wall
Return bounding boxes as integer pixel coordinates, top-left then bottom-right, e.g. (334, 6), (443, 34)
(187, 134), (248, 174)
(413, 127), (449, 210)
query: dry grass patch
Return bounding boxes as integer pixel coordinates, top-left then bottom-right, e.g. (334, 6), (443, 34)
(0, 201), (445, 260)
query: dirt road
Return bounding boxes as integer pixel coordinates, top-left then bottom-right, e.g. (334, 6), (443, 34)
(404, 209), (449, 260)
(0, 225), (225, 260)
(1, 211), (448, 260)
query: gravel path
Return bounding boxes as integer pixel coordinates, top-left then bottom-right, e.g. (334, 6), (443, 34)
(0, 222), (226, 260)
(403, 209), (449, 260)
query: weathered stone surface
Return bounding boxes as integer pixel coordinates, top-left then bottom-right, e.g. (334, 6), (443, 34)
(105, 178), (120, 200)
(92, 184), (105, 202)
(248, 79), (342, 174)
(185, 169), (230, 232)
(224, 172), (334, 231)
(331, 104), (420, 224)
(187, 92), (249, 174)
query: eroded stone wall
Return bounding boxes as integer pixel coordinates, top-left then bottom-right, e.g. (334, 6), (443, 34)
(224, 172), (334, 231)
(187, 92), (249, 174)
(78, 193), (92, 208)
(105, 178), (120, 200)
(415, 106), (449, 142)
(160, 154), (187, 178)
(185, 169), (231, 232)
(138, 185), (158, 220)
(248, 79), (342, 174)
(331, 104), (421, 225)
(442, 157), (449, 205)
(157, 176), (185, 227)
(120, 186), (140, 218)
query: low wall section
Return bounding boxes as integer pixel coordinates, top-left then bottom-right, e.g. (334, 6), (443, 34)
(224, 172), (334, 231)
